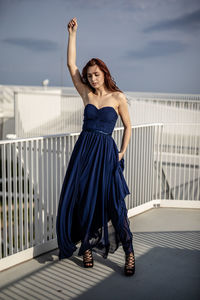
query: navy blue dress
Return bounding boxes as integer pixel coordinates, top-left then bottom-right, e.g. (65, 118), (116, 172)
(56, 103), (134, 260)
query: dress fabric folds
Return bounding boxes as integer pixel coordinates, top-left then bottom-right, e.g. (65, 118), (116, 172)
(56, 103), (134, 259)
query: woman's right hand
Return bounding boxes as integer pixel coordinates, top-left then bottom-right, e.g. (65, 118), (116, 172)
(67, 17), (78, 34)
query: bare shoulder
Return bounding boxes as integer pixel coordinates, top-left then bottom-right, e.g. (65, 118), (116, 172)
(113, 91), (128, 107)
(114, 92), (131, 127)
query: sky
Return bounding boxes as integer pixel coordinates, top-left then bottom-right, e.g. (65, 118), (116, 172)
(0, 0), (200, 93)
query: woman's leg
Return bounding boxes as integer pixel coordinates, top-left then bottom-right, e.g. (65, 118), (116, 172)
(110, 200), (134, 255)
(83, 249), (93, 268)
(113, 208), (135, 275)
(114, 209), (134, 255)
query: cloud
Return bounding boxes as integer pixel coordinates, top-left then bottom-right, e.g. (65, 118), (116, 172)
(144, 9), (200, 33)
(2, 38), (59, 52)
(125, 40), (186, 59)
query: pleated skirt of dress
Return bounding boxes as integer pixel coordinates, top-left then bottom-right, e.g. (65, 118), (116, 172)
(56, 130), (134, 260)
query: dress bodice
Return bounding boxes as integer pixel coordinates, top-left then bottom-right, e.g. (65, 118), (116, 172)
(82, 104), (118, 135)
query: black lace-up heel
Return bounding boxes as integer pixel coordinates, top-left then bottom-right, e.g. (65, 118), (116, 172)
(83, 249), (93, 268)
(124, 251), (135, 276)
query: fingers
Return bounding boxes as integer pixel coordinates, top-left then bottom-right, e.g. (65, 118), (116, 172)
(68, 17), (77, 28)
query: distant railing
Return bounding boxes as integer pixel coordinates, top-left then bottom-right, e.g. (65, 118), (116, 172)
(11, 91), (200, 138)
(0, 86), (82, 139)
(0, 122), (199, 266)
(126, 91), (200, 102)
(14, 91), (124, 138)
(159, 123), (200, 201)
(127, 98), (200, 125)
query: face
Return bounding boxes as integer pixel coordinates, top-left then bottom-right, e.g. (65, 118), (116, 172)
(87, 65), (105, 89)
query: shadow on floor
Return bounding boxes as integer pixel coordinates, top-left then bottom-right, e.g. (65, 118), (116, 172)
(0, 236), (200, 300)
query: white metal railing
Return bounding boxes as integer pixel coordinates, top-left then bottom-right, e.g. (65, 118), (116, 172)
(127, 98), (200, 125)
(0, 122), (199, 265)
(0, 124), (159, 261)
(0, 85), (80, 139)
(14, 91), (200, 138)
(159, 123), (200, 201)
(126, 91), (200, 102)
(14, 92), (123, 138)
(1, 86), (200, 138)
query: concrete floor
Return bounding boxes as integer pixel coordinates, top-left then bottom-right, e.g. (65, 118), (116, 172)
(0, 207), (200, 300)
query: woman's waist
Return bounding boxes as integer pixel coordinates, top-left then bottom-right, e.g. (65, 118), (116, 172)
(82, 126), (112, 136)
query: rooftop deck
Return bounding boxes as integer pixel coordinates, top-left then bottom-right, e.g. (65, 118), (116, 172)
(0, 207), (200, 300)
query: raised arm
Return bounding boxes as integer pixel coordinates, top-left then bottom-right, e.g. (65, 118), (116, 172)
(67, 17), (89, 101)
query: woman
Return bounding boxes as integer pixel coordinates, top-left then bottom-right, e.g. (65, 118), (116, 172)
(56, 17), (135, 276)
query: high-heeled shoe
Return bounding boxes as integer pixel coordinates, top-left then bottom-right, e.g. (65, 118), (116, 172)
(83, 249), (93, 268)
(124, 251), (135, 276)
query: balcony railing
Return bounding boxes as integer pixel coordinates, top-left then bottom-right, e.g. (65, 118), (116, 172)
(1, 86), (199, 139)
(0, 122), (199, 271)
(14, 92), (200, 138)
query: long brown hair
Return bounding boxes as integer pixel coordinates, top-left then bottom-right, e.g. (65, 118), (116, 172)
(81, 58), (123, 93)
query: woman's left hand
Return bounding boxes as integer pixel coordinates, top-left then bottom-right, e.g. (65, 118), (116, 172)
(118, 151), (124, 161)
